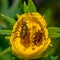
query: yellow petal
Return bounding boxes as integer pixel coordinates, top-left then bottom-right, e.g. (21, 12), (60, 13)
(10, 12), (51, 59)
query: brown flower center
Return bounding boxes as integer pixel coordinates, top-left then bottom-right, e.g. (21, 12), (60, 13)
(20, 20), (44, 48)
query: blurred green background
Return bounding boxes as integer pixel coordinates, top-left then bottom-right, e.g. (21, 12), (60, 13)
(0, 0), (60, 60)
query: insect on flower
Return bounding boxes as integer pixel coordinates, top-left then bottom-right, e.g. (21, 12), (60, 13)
(33, 31), (43, 45)
(20, 21), (28, 38)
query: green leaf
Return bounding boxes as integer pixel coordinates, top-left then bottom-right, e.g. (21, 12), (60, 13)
(9, 0), (22, 12)
(24, 0), (37, 13)
(0, 47), (14, 60)
(24, 2), (29, 13)
(1, 14), (16, 26)
(43, 9), (53, 26)
(48, 27), (60, 38)
(0, 0), (9, 12)
(0, 30), (12, 35)
(0, 47), (11, 57)
(0, 54), (14, 60)
(28, 0), (37, 12)
(50, 56), (58, 60)
(41, 56), (58, 60)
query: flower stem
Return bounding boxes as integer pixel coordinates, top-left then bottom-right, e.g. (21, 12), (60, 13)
(0, 47), (11, 56)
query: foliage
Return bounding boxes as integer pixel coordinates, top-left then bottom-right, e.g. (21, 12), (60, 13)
(0, 0), (60, 60)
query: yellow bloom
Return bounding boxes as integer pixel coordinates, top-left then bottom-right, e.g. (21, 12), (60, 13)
(10, 12), (51, 59)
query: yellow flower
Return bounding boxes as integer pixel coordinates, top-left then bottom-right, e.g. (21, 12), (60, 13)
(10, 12), (51, 59)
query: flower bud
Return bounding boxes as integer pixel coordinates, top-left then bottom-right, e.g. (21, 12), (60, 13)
(10, 12), (51, 59)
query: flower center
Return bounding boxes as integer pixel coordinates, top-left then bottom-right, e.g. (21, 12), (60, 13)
(20, 20), (44, 48)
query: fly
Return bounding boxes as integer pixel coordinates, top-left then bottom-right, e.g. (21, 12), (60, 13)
(33, 31), (43, 45)
(20, 21), (28, 38)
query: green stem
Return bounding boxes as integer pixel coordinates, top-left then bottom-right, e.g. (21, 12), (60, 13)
(0, 47), (11, 56)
